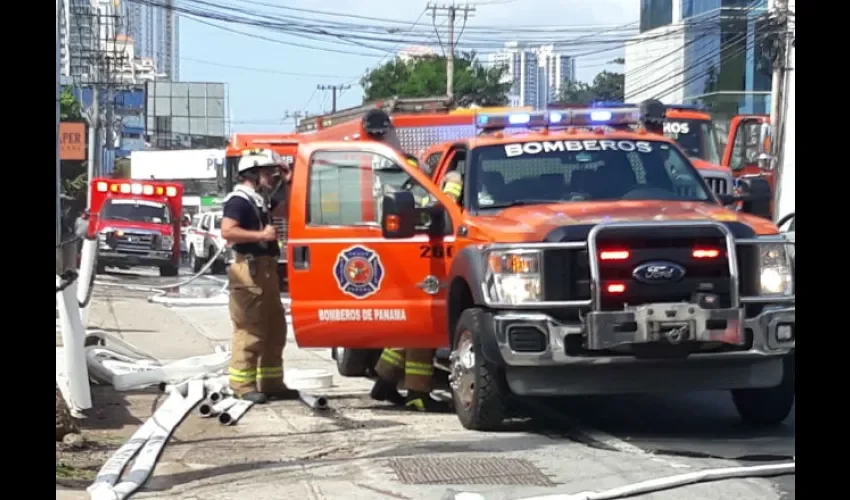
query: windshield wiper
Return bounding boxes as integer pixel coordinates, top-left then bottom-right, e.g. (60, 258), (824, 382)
(484, 199), (559, 209)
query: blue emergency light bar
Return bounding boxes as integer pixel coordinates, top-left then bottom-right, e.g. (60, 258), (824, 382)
(475, 107), (642, 130)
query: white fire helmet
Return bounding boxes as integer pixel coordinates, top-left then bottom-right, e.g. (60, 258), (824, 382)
(237, 148), (284, 173)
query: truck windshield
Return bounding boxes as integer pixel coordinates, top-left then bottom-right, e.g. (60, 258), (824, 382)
(101, 199), (172, 224)
(663, 119), (722, 165)
(472, 139), (712, 210)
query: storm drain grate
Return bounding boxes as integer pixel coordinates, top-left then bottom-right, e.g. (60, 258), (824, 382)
(387, 456), (556, 486)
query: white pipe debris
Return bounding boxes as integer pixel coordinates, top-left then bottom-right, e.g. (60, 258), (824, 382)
(57, 274), (92, 412)
(88, 379), (206, 500)
(219, 399), (254, 426)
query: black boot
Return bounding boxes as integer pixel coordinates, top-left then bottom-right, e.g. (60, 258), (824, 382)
(240, 391), (269, 405)
(266, 387), (300, 401)
(370, 379), (405, 405)
(405, 391), (450, 412)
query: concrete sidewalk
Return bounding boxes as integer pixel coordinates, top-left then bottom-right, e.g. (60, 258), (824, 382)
(57, 302), (783, 500)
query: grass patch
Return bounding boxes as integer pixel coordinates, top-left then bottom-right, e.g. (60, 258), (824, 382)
(56, 462), (96, 481)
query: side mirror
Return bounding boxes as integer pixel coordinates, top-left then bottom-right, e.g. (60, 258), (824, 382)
(757, 122), (774, 171)
(738, 177), (772, 218)
(381, 191), (417, 239)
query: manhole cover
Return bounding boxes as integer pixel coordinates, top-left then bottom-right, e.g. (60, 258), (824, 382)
(387, 457), (555, 486)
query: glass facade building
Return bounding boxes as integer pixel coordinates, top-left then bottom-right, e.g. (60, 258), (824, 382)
(145, 82), (228, 150)
(681, 0), (771, 115)
(636, 0), (771, 116)
(639, 0), (674, 33)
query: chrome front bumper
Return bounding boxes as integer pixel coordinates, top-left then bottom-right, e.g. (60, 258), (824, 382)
(493, 304), (795, 367)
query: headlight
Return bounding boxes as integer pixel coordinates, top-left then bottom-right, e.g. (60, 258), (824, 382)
(759, 243), (793, 296)
(485, 250), (542, 304)
(161, 235), (174, 249)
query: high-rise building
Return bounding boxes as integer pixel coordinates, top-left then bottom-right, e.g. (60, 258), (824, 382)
(537, 45), (576, 106)
(489, 42), (539, 107)
(489, 42), (576, 109)
(625, 0), (771, 115)
(59, 0), (98, 83)
(123, 0), (179, 80)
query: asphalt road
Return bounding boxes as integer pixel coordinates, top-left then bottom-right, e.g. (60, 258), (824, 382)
(542, 393), (795, 499)
(94, 267), (795, 499)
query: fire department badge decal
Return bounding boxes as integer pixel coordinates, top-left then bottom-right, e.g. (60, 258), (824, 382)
(334, 245), (384, 299)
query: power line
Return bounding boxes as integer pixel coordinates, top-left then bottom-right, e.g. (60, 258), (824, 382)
(180, 56), (359, 78)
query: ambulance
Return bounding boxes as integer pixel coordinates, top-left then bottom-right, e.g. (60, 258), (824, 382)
(284, 104), (794, 432)
(88, 178), (184, 277)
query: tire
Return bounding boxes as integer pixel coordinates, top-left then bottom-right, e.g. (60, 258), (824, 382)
(96, 262), (106, 275)
(333, 348), (379, 377)
(732, 354), (795, 428)
(159, 263), (179, 277)
(451, 308), (509, 431)
(189, 247), (203, 274)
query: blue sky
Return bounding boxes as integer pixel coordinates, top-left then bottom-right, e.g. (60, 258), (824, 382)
(178, 0), (640, 133)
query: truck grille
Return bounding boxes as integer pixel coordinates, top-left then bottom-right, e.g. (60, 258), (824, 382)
(594, 226), (731, 311)
(702, 175), (731, 195)
(543, 226), (735, 311)
(108, 231), (157, 253)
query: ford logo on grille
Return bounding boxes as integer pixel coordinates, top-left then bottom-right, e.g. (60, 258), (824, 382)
(632, 261), (686, 284)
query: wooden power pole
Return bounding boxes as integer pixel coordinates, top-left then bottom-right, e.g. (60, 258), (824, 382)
(316, 84), (351, 113)
(427, 3), (475, 100)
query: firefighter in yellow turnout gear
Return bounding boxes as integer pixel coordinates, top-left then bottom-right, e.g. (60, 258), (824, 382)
(371, 164), (463, 412)
(221, 149), (299, 405)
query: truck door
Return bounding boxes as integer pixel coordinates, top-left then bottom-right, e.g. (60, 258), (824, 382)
(287, 142), (460, 349)
(723, 116), (771, 179)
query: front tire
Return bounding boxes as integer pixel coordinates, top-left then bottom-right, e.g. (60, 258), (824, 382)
(189, 247), (203, 274)
(451, 308), (509, 431)
(732, 354), (795, 428)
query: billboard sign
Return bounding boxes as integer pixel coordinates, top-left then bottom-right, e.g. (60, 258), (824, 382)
(60, 122), (87, 160)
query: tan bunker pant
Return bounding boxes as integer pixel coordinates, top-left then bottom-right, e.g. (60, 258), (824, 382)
(374, 348), (436, 393)
(228, 255), (288, 396)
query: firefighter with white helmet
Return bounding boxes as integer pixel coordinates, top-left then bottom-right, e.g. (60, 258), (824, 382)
(220, 148), (298, 404)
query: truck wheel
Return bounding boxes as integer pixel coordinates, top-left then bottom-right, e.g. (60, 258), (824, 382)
(189, 247), (203, 274)
(159, 263), (179, 277)
(451, 308), (509, 431)
(732, 354), (795, 428)
(333, 348), (379, 377)
(96, 262), (106, 275)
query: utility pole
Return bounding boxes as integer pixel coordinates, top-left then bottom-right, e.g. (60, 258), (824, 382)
(56, 0), (62, 246)
(427, 3), (475, 100)
(316, 84), (351, 113)
(767, 0), (790, 156)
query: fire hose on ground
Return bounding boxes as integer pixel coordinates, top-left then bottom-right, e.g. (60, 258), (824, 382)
(444, 461), (795, 500)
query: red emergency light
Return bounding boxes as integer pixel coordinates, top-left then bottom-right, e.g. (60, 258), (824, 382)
(692, 248), (720, 259)
(94, 180), (179, 198)
(600, 250), (630, 261)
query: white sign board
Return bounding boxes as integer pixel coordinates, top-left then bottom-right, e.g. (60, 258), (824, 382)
(130, 149), (225, 180)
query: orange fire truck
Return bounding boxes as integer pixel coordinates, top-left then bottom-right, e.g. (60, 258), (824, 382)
(284, 105), (793, 431)
(88, 178), (184, 277)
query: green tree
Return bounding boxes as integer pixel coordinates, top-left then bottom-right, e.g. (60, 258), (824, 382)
(361, 52), (511, 107)
(590, 70), (625, 102)
(553, 70), (625, 105)
(555, 80), (595, 105)
(60, 87), (82, 120)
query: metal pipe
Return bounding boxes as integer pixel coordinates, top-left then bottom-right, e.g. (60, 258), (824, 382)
(207, 391), (223, 403)
(299, 392), (328, 410)
(218, 399), (253, 425)
(57, 275), (92, 411)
